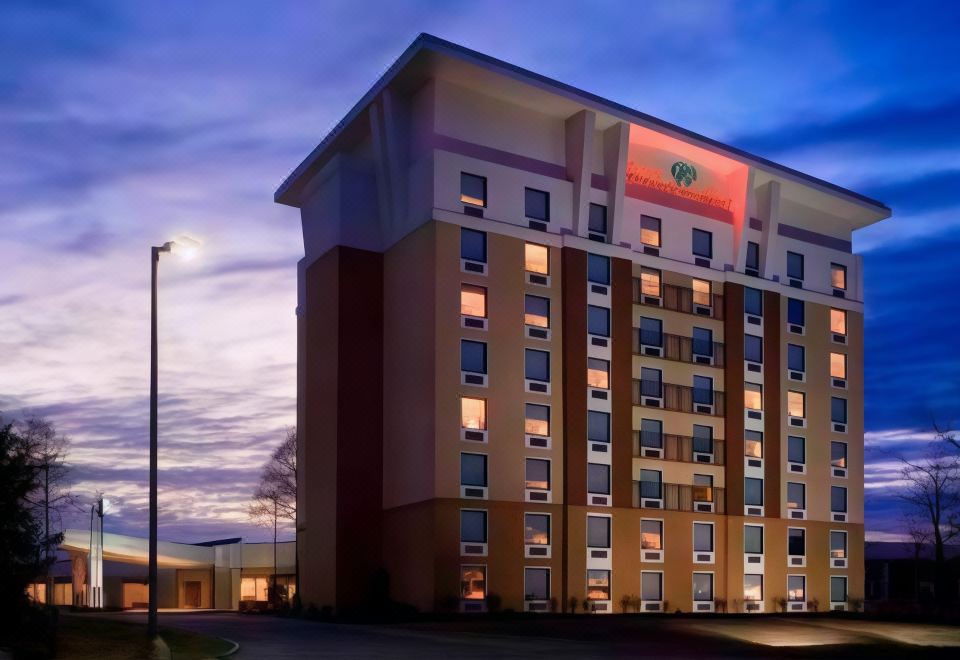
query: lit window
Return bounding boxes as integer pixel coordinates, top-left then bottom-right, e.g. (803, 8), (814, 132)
(588, 463), (611, 495)
(525, 513), (550, 546)
(693, 572), (714, 602)
(788, 436), (805, 465)
(744, 524), (764, 554)
(830, 353), (847, 380)
(788, 298), (804, 326)
(461, 228), (486, 262)
(693, 522), (714, 552)
(587, 569), (611, 601)
(640, 469), (662, 499)
(460, 453), (487, 487)
(788, 344), (805, 372)
(744, 335), (763, 364)
(788, 575), (806, 602)
(640, 418), (663, 449)
(640, 519), (662, 550)
(460, 284), (486, 318)
(693, 425), (713, 454)
(460, 173), (487, 207)
(460, 340), (487, 374)
(830, 531), (847, 559)
(588, 305), (610, 337)
(787, 391), (806, 419)
(641, 215), (661, 247)
(525, 458), (550, 491)
(240, 577), (268, 602)
(744, 286), (763, 316)
(640, 267), (661, 298)
(525, 243), (549, 274)
(460, 565), (486, 600)
(787, 482), (805, 510)
(745, 241), (760, 270)
(744, 478), (764, 506)
(831, 397), (847, 424)
(525, 403), (550, 436)
(588, 410), (610, 443)
(787, 251), (804, 280)
(692, 278), (711, 306)
(831, 441), (847, 469)
(744, 383), (762, 410)
(692, 228), (713, 259)
(830, 576), (848, 604)
(788, 528), (806, 557)
(692, 327), (713, 358)
(587, 358), (609, 389)
(586, 515), (611, 548)
(744, 574), (763, 602)
(744, 430), (763, 458)
(460, 510), (487, 543)
(641, 572), (663, 602)
(588, 254), (610, 285)
(525, 568), (550, 602)
(525, 187), (550, 221)
(525, 295), (550, 328)
(525, 349), (550, 382)
(831, 308), (847, 335)
(461, 397), (486, 430)
(831, 263), (847, 290)
(588, 203), (607, 235)
(831, 486), (847, 513)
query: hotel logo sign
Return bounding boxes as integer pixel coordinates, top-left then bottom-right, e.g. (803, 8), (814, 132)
(625, 157), (732, 212)
(671, 161), (697, 187)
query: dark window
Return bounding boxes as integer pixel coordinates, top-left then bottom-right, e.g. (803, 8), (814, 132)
(460, 228), (487, 262)
(693, 375), (713, 405)
(694, 522), (714, 552)
(640, 316), (662, 347)
(586, 515), (611, 548)
(460, 340), (487, 374)
(460, 173), (487, 207)
(831, 576), (847, 603)
(525, 187), (550, 221)
(524, 295), (550, 328)
(640, 469), (662, 499)
(641, 215), (661, 247)
(745, 478), (764, 506)
(692, 327), (713, 357)
(744, 287), (763, 316)
(788, 344), (805, 372)
(744, 335), (763, 363)
(745, 429), (763, 458)
(640, 367), (662, 397)
(693, 424), (713, 454)
(787, 482), (806, 510)
(525, 349), (550, 382)
(788, 436), (805, 464)
(831, 397), (847, 424)
(787, 251), (805, 280)
(525, 458), (551, 491)
(787, 298), (804, 326)
(587, 254), (610, 284)
(788, 528), (805, 556)
(692, 228), (713, 258)
(831, 441), (847, 468)
(746, 241), (760, 269)
(460, 453), (487, 487)
(640, 418), (663, 448)
(525, 513), (550, 545)
(588, 203), (608, 234)
(588, 463), (611, 494)
(744, 525), (764, 554)
(460, 510), (487, 543)
(525, 567), (550, 601)
(588, 305), (610, 337)
(641, 572), (662, 601)
(831, 486), (847, 512)
(588, 411), (610, 443)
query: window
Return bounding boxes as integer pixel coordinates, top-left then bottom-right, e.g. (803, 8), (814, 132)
(588, 203), (607, 235)
(461, 284), (487, 318)
(525, 295), (550, 328)
(588, 463), (611, 495)
(693, 474), (713, 503)
(525, 404), (550, 436)
(586, 358), (609, 390)
(587, 305), (610, 337)
(460, 173), (487, 207)
(525, 349), (550, 382)
(639, 316), (663, 347)
(525, 187), (549, 221)
(788, 344), (805, 373)
(831, 263), (847, 290)
(692, 327), (713, 358)
(640, 267), (661, 297)
(461, 397), (486, 430)
(640, 469), (662, 499)
(744, 383), (763, 410)
(787, 482), (806, 510)
(744, 525), (764, 554)
(744, 430), (763, 458)
(641, 215), (661, 247)
(692, 228), (713, 258)
(588, 411), (610, 443)
(831, 397), (848, 424)
(240, 576), (268, 602)
(461, 227), (487, 262)
(788, 528), (806, 557)
(831, 486), (847, 513)
(692, 425), (713, 454)
(693, 573), (714, 602)
(692, 278), (711, 306)
(830, 531), (848, 559)
(788, 298), (805, 326)
(787, 391), (806, 419)
(640, 418), (663, 449)
(744, 335), (763, 364)
(831, 441), (847, 469)
(787, 251), (805, 280)
(788, 575), (806, 602)
(461, 565), (486, 600)
(830, 576), (848, 604)
(788, 436), (805, 465)
(525, 458), (551, 491)
(525, 513), (550, 545)
(746, 241), (760, 270)
(586, 515), (611, 548)
(640, 367), (663, 398)
(830, 308), (847, 336)
(640, 519), (662, 550)
(460, 340), (487, 374)
(744, 574), (763, 602)
(460, 453), (487, 487)
(587, 570), (611, 601)
(693, 375), (713, 405)
(525, 243), (549, 274)
(525, 568), (550, 601)
(830, 353), (847, 380)
(744, 287), (763, 316)
(641, 572), (663, 602)
(693, 522), (714, 552)
(460, 510), (487, 543)
(745, 478), (764, 506)
(588, 254), (610, 285)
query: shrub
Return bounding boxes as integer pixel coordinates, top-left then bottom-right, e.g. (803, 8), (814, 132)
(807, 598), (819, 613)
(582, 598), (592, 613)
(568, 596), (578, 613)
(620, 594), (631, 613)
(774, 596), (787, 613)
(549, 596), (558, 613)
(714, 598), (727, 613)
(486, 592), (502, 613)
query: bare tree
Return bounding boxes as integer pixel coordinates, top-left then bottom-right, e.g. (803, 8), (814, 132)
(249, 428), (296, 606)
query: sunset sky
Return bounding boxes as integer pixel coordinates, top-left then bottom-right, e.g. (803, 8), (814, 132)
(2, 1), (958, 543)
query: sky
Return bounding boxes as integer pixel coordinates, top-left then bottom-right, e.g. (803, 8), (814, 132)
(1, 0), (958, 543)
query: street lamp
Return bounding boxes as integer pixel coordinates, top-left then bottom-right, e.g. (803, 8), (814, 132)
(148, 237), (199, 639)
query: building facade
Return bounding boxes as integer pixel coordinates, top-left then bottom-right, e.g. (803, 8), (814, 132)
(277, 35), (890, 614)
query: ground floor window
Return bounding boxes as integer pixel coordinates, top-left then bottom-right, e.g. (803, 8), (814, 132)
(788, 575), (806, 602)
(692, 572), (713, 602)
(586, 570), (610, 601)
(524, 568), (550, 601)
(744, 574), (763, 602)
(240, 576), (269, 602)
(830, 576), (848, 604)
(461, 565), (486, 600)
(641, 571), (663, 602)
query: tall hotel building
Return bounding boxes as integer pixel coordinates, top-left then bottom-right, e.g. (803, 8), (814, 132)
(276, 35), (890, 614)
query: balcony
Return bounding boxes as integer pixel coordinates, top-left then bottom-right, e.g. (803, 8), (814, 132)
(632, 280), (725, 320)
(632, 380), (726, 416)
(633, 330), (725, 368)
(633, 482), (726, 514)
(633, 432), (726, 465)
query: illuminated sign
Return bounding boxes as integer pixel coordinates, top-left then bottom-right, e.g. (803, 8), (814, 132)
(626, 159), (732, 212)
(671, 161), (697, 187)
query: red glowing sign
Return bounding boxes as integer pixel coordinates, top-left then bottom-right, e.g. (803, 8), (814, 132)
(625, 160), (733, 212)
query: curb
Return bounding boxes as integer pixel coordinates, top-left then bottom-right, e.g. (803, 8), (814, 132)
(216, 637), (240, 658)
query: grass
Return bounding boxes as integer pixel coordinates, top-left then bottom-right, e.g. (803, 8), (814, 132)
(55, 615), (233, 660)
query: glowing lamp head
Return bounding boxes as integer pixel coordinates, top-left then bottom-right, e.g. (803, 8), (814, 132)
(169, 235), (202, 261)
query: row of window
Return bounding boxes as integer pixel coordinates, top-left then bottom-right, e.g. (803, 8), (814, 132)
(743, 383), (849, 423)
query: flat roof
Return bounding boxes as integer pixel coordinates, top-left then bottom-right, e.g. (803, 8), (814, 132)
(275, 33), (889, 214)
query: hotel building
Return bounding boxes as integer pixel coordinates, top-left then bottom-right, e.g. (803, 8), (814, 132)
(276, 35), (890, 614)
